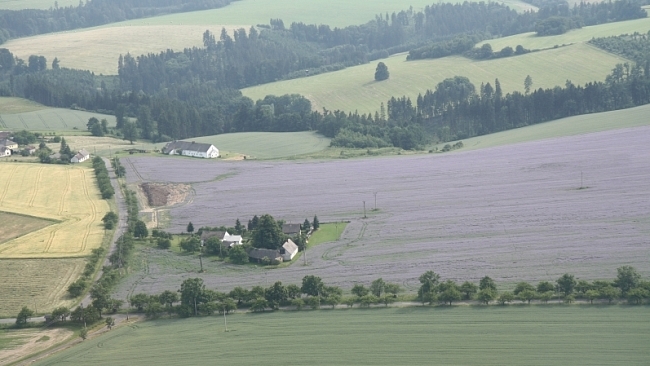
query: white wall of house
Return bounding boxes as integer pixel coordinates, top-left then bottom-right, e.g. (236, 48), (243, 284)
(206, 145), (219, 158)
(181, 149), (208, 158)
(282, 247), (298, 261)
(0, 148), (10, 157)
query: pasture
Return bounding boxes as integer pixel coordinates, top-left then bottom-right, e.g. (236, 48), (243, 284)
(0, 163), (109, 258)
(477, 16), (650, 51)
(115, 123), (650, 296)
(242, 43), (626, 114)
(0, 104), (116, 132)
(153, 131), (331, 160)
(34, 306), (650, 366)
(0, 258), (85, 317)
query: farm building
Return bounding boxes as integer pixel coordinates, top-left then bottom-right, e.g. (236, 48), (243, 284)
(282, 223), (302, 236)
(0, 131), (11, 139)
(71, 149), (90, 163)
(248, 248), (283, 264)
(0, 146), (11, 157)
(200, 230), (243, 248)
(162, 141), (219, 159)
(280, 239), (299, 261)
(0, 138), (18, 151)
(23, 145), (36, 155)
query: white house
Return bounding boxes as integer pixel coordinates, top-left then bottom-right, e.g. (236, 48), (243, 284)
(71, 149), (90, 163)
(0, 146), (11, 157)
(200, 230), (242, 248)
(0, 139), (17, 151)
(162, 141), (219, 159)
(223, 232), (243, 247)
(280, 239), (299, 261)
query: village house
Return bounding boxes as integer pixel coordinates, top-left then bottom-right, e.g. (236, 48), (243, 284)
(248, 248), (283, 264)
(280, 239), (299, 261)
(70, 149), (90, 163)
(282, 223), (303, 236)
(0, 146), (11, 157)
(162, 140), (219, 159)
(200, 230), (243, 248)
(23, 145), (37, 155)
(0, 138), (18, 151)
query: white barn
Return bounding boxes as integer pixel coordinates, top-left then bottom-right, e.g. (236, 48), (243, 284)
(71, 149), (90, 163)
(162, 141), (219, 159)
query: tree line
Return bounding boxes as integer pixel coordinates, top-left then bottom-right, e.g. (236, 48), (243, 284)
(0, 0), (237, 44)
(589, 31), (650, 65)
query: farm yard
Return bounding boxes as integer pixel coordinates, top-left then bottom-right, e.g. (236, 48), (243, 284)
(242, 43), (627, 115)
(0, 104), (116, 132)
(0, 163), (109, 258)
(116, 124), (650, 297)
(33, 306), (650, 366)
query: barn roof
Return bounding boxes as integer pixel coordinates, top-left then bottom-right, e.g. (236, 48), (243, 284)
(163, 140), (215, 154)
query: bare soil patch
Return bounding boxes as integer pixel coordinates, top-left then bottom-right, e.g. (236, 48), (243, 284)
(140, 183), (190, 207)
(0, 328), (72, 365)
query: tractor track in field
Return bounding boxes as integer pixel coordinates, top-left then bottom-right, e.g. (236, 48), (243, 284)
(79, 169), (98, 254)
(54, 112), (69, 128)
(18, 115), (28, 128)
(0, 115), (7, 128)
(58, 167), (71, 216)
(38, 114), (50, 129)
(27, 166), (44, 207)
(0, 165), (17, 205)
(124, 157), (145, 182)
(321, 221), (367, 265)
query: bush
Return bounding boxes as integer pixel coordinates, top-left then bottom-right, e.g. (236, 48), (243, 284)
(157, 238), (171, 249)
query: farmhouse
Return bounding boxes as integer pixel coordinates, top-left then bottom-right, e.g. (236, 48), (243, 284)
(71, 149), (90, 163)
(0, 138), (18, 151)
(280, 239), (299, 261)
(282, 223), (302, 236)
(248, 248), (283, 264)
(24, 145), (36, 155)
(0, 146), (11, 157)
(162, 140), (219, 159)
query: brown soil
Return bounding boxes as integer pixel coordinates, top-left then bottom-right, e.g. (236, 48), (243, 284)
(140, 183), (190, 207)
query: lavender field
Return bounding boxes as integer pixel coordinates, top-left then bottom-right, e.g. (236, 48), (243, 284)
(118, 126), (650, 296)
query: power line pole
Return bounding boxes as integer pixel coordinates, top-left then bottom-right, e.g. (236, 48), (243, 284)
(363, 201), (367, 219)
(374, 192), (378, 210)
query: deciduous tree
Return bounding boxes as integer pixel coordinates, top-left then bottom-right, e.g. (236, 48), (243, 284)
(374, 62), (389, 81)
(15, 306), (34, 327)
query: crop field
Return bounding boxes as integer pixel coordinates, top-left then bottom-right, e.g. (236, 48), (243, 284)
(0, 97), (48, 114)
(0, 328), (73, 365)
(437, 103), (650, 152)
(477, 17), (650, 51)
(0, 211), (55, 244)
(242, 43), (626, 114)
(0, 163), (109, 258)
(35, 306), (650, 366)
(3, 25), (247, 76)
(0, 0), (77, 10)
(153, 131), (331, 160)
(115, 123), (650, 296)
(0, 105), (116, 132)
(0, 258), (85, 317)
(113, 0), (536, 29)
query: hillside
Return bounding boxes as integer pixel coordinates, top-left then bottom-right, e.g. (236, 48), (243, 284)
(0, 103), (117, 132)
(242, 43), (626, 115)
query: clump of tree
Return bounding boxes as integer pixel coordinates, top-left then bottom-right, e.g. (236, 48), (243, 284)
(374, 62), (389, 81)
(86, 117), (109, 137)
(102, 212), (118, 230)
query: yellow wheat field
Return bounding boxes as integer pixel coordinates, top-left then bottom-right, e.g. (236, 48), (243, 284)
(0, 163), (109, 258)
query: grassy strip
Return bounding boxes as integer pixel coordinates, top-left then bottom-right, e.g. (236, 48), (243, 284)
(307, 222), (348, 248)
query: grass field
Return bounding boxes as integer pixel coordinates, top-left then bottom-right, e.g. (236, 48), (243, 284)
(0, 211), (55, 244)
(0, 258), (85, 317)
(243, 43), (626, 115)
(0, 104), (116, 132)
(0, 97), (48, 114)
(0, 163), (109, 258)
(436, 103), (650, 152)
(308, 222), (348, 248)
(34, 306), (650, 365)
(153, 131), (331, 159)
(477, 16), (650, 51)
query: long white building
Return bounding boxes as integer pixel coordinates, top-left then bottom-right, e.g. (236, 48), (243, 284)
(162, 141), (219, 159)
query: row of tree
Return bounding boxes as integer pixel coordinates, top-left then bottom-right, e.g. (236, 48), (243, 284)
(91, 156), (114, 199)
(416, 266), (649, 306)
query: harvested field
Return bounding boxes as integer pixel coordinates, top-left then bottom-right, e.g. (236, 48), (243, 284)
(117, 124), (650, 296)
(0, 106), (116, 132)
(140, 183), (190, 207)
(0, 163), (110, 258)
(0, 328), (73, 365)
(33, 306), (650, 366)
(0, 258), (85, 317)
(0, 211), (55, 244)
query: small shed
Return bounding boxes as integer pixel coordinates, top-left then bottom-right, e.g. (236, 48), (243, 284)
(280, 239), (299, 261)
(248, 248), (283, 264)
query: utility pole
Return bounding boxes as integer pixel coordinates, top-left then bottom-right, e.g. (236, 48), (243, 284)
(374, 192), (378, 210)
(199, 254), (203, 272)
(224, 310), (228, 332)
(363, 201), (367, 219)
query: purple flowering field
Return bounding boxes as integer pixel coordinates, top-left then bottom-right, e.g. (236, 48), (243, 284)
(118, 126), (650, 294)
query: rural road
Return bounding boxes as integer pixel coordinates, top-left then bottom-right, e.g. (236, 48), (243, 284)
(81, 157), (128, 307)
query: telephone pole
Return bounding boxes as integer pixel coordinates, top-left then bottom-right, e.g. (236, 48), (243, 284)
(363, 201), (367, 218)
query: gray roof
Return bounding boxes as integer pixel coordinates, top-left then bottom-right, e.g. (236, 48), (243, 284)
(0, 139), (16, 147)
(282, 239), (298, 254)
(163, 140), (215, 154)
(248, 248), (281, 260)
(78, 149), (90, 157)
(201, 230), (225, 241)
(282, 223), (302, 235)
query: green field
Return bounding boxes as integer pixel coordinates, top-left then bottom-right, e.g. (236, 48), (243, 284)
(0, 104), (116, 132)
(0, 0), (77, 10)
(0, 211), (55, 244)
(155, 131), (331, 159)
(308, 222), (348, 248)
(111, 0), (535, 29)
(477, 16), (650, 51)
(35, 306), (650, 365)
(437, 103), (650, 152)
(243, 43), (626, 115)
